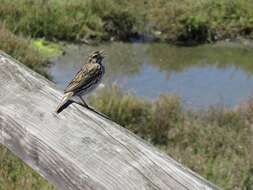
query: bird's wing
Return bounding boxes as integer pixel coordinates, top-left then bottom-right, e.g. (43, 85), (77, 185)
(64, 63), (101, 93)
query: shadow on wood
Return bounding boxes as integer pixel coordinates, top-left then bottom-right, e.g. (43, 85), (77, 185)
(0, 51), (220, 190)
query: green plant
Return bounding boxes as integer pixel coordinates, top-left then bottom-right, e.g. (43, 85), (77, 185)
(0, 24), (50, 78)
(178, 16), (212, 43)
(150, 95), (182, 145)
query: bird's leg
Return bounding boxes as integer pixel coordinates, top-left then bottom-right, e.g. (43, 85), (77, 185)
(77, 96), (111, 120)
(79, 96), (89, 108)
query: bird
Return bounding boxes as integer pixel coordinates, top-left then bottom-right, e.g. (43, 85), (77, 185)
(56, 50), (105, 114)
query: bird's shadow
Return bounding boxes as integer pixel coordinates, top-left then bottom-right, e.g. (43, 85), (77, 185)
(75, 101), (111, 121)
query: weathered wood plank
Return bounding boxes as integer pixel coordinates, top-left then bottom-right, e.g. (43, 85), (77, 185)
(0, 51), (220, 190)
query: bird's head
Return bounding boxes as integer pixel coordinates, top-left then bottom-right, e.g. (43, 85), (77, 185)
(89, 50), (105, 64)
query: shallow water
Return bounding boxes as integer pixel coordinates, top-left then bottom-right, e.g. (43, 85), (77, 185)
(50, 41), (253, 109)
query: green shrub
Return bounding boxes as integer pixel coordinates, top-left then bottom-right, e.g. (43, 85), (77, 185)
(150, 95), (182, 145)
(178, 16), (212, 43)
(103, 10), (138, 41)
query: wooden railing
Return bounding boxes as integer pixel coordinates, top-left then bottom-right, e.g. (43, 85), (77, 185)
(0, 51), (220, 190)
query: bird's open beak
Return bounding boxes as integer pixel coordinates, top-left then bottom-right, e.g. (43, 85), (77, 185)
(99, 50), (106, 59)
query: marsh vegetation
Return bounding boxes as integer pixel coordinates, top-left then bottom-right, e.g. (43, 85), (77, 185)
(1, 0), (253, 189)
(0, 0), (253, 43)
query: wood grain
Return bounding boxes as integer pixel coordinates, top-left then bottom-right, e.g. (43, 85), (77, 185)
(0, 51), (220, 190)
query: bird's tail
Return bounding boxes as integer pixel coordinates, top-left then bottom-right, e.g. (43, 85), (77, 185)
(55, 92), (74, 114)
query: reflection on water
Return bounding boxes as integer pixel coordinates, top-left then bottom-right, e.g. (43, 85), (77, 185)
(50, 41), (253, 109)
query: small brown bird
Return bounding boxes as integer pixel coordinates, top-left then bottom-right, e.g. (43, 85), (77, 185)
(56, 50), (105, 114)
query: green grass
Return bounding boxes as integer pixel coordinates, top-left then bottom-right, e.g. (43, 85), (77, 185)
(31, 39), (63, 58)
(0, 0), (137, 42)
(0, 146), (55, 190)
(0, 24), (50, 78)
(1, 0), (253, 44)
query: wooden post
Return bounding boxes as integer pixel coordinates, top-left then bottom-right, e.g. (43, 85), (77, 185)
(0, 51), (220, 190)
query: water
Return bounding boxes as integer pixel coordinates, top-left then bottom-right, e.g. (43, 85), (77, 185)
(49, 41), (253, 109)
